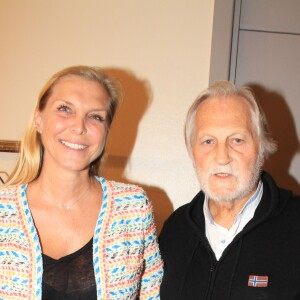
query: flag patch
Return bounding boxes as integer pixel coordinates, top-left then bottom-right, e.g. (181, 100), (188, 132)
(248, 275), (268, 287)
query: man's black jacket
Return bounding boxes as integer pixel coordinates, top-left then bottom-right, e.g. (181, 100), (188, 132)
(159, 172), (300, 299)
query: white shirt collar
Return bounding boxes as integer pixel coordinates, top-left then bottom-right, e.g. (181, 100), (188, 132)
(203, 180), (263, 260)
(203, 180), (263, 226)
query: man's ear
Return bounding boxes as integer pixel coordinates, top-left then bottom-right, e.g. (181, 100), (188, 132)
(34, 109), (43, 133)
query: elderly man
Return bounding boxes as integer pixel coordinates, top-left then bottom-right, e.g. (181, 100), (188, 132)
(159, 81), (300, 299)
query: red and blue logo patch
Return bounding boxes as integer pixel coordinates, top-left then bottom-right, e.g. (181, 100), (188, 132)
(248, 275), (268, 287)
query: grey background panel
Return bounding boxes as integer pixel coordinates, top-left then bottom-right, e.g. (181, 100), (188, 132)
(236, 31), (300, 127)
(210, 0), (300, 193)
(240, 0), (300, 34)
(234, 7), (300, 193)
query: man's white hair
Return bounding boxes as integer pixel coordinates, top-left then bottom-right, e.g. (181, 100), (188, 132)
(185, 80), (277, 161)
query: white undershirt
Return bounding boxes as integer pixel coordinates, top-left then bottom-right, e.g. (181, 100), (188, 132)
(203, 181), (263, 260)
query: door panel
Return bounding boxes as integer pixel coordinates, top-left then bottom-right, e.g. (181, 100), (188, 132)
(240, 0), (300, 34)
(232, 0), (300, 193)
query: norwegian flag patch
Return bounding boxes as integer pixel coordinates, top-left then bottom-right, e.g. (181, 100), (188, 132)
(248, 275), (268, 287)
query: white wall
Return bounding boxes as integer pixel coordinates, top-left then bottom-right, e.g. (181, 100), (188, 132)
(0, 0), (214, 231)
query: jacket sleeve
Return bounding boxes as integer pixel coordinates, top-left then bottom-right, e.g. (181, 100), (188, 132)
(139, 192), (164, 299)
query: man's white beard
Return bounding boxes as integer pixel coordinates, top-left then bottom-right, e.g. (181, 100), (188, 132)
(194, 156), (263, 203)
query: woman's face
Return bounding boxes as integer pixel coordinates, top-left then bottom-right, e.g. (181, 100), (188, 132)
(35, 75), (109, 174)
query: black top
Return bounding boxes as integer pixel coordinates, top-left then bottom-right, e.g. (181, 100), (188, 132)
(42, 238), (97, 299)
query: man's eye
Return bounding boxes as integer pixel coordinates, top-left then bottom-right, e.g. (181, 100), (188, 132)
(234, 138), (243, 143)
(231, 138), (244, 145)
(203, 139), (213, 145)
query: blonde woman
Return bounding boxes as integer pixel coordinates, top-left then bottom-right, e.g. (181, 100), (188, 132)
(0, 66), (163, 299)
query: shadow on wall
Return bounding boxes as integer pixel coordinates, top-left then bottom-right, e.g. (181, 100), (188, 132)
(248, 83), (300, 195)
(0, 171), (9, 185)
(101, 68), (173, 234)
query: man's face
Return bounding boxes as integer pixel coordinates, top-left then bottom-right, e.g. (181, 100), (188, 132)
(191, 96), (262, 203)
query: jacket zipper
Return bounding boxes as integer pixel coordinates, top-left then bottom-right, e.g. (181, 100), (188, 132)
(203, 240), (219, 300)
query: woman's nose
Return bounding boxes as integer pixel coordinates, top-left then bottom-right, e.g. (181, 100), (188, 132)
(69, 116), (87, 135)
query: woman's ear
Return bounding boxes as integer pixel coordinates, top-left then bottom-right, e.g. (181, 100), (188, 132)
(34, 109), (43, 133)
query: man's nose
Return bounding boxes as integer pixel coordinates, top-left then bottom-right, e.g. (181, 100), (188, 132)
(215, 142), (232, 165)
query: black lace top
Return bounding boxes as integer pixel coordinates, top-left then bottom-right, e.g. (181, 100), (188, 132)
(42, 238), (97, 299)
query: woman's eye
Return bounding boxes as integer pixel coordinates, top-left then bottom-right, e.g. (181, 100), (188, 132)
(90, 114), (105, 122)
(58, 104), (70, 113)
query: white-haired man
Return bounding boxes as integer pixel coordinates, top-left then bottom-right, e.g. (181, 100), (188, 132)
(159, 81), (300, 300)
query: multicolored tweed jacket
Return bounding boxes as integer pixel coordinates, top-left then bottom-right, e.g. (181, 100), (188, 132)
(0, 177), (163, 299)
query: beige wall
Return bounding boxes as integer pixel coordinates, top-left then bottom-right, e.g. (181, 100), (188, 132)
(0, 0), (214, 231)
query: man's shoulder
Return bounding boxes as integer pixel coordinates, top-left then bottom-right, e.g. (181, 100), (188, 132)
(162, 191), (203, 230)
(165, 202), (190, 223)
(261, 172), (300, 221)
(262, 172), (300, 200)
(159, 193), (204, 257)
(278, 186), (300, 211)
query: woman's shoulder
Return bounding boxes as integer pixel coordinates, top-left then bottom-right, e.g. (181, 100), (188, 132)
(0, 184), (25, 221)
(0, 184), (22, 199)
(97, 177), (146, 195)
(97, 177), (152, 210)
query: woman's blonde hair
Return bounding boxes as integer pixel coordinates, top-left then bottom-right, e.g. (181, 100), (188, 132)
(6, 65), (121, 185)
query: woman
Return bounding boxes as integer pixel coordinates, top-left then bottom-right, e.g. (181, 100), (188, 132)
(0, 66), (163, 299)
